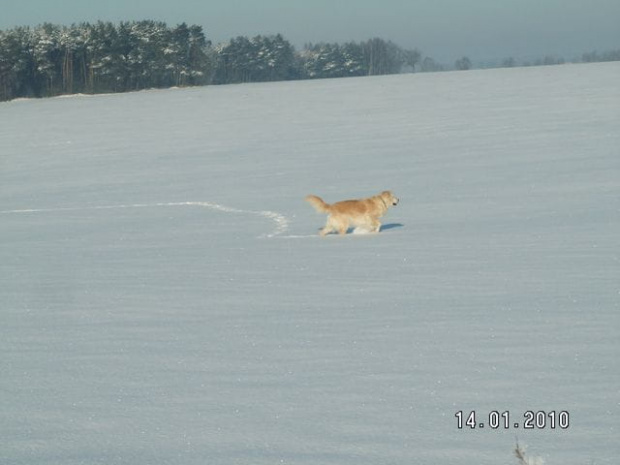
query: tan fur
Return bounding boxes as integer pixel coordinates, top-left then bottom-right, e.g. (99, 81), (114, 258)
(305, 191), (399, 236)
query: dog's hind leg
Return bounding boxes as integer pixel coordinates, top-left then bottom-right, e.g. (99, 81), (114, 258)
(320, 218), (336, 236)
(320, 217), (348, 236)
(335, 218), (349, 235)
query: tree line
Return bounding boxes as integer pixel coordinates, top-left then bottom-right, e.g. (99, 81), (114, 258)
(0, 21), (212, 101)
(2, 21), (618, 102)
(0, 21), (423, 101)
(456, 49), (620, 71)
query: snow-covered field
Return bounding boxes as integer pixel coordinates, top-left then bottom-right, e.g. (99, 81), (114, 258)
(1, 62), (619, 465)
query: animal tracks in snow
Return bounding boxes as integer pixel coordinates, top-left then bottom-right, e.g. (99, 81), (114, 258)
(1, 201), (292, 239)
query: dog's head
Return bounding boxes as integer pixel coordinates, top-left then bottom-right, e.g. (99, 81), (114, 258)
(381, 190), (399, 207)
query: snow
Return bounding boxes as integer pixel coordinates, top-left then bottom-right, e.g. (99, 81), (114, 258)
(1, 62), (619, 465)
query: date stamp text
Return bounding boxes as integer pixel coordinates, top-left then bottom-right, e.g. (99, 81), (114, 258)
(455, 410), (570, 430)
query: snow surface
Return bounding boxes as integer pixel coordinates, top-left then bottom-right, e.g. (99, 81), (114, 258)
(1, 62), (619, 465)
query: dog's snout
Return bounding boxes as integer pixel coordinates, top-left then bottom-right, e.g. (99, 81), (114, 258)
(393, 198), (399, 206)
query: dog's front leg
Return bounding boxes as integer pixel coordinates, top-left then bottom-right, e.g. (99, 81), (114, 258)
(369, 218), (381, 233)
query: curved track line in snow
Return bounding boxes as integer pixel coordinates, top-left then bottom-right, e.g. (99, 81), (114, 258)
(0, 201), (290, 239)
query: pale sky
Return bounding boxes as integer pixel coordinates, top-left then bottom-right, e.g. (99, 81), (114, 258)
(1, 0), (619, 63)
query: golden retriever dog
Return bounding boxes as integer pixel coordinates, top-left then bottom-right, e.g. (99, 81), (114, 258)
(305, 191), (399, 236)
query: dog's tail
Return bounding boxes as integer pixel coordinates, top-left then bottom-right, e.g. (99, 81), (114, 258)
(305, 195), (331, 213)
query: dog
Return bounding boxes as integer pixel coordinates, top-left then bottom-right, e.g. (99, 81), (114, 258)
(305, 191), (399, 236)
